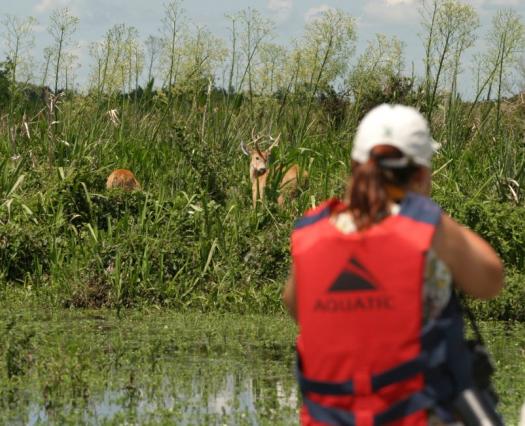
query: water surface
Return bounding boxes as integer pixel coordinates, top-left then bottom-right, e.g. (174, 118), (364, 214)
(0, 309), (523, 425)
(1, 309), (298, 425)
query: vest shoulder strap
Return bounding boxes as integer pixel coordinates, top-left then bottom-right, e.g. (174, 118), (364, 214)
(399, 193), (441, 225)
(294, 199), (339, 230)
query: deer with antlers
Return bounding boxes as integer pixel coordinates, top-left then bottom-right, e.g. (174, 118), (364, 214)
(240, 130), (307, 207)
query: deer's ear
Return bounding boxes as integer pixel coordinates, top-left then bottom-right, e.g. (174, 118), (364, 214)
(240, 142), (251, 156)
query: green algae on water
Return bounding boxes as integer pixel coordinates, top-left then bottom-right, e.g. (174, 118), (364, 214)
(0, 309), (523, 425)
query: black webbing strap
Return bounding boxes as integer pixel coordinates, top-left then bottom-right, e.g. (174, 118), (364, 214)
(303, 388), (437, 426)
(457, 292), (485, 345)
(297, 334), (447, 397)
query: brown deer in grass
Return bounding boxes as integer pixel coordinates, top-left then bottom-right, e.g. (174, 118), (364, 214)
(240, 130), (307, 207)
(106, 169), (141, 191)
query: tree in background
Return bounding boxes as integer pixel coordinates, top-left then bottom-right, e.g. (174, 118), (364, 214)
(519, 55), (525, 95)
(255, 42), (288, 96)
(420, 0), (479, 123)
(88, 24), (142, 95)
(178, 25), (226, 92)
(2, 15), (37, 155)
(0, 60), (12, 110)
(40, 47), (53, 89)
(484, 10), (524, 133)
(62, 51), (81, 93)
(290, 8), (356, 140)
(294, 9), (356, 92)
(124, 28), (144, 94)
(237, 8), (273, 108)
(2, 14), (36, 88)
(463, 10), (524, 134)
(347, 33), (406, 116)
(160, 0), (185, 93)
(145, 35), (162, 84)
(89, 39), (105, 94)
(225, 13), (238, 94)
(47, 7), (79, 94)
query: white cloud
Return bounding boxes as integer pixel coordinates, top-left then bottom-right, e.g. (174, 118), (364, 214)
(305, 4), (336, 23)
(370, 0), (522, 23)
(268, 0), (293, 23)
(363, 0), (419, 24)
(385, 0), (415, 4)
(34, 0), (70, 13)
(459, 0), (520, 6)
(483, 0), (520, 5)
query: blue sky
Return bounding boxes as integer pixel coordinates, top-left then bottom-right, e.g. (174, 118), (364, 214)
(2, 0), (525, 95)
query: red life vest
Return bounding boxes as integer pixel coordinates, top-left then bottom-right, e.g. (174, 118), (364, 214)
(291, 193), (472, 426)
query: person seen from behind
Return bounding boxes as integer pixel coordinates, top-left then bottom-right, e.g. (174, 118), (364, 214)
(283, 104), (504, 425)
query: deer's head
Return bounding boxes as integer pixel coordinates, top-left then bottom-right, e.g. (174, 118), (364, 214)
(240, 130), (281, 180)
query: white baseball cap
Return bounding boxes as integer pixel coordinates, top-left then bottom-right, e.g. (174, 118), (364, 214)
(351, 104), (439, 168)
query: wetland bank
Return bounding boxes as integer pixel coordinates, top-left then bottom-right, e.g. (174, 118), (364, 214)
(1, 309), (524, 425)
(2, 0), (525, 424)
(0, 309), (299, 425)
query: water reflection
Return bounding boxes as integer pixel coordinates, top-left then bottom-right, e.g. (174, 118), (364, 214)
(26, 361), (298, 425)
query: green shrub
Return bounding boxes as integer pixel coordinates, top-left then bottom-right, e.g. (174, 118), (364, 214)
(1, 71), (525, 321)
(63, 194), (201, 308)
(468, 269), (525, 321)
(241, 222), (291, 285)
(431, 198), (525, 321)
(46, 166), (107, 228)
(0, 221), (50, 283)
(438, 198), (525, 269)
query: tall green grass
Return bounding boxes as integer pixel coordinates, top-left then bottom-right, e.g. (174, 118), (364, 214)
(0, 86), (524, 317)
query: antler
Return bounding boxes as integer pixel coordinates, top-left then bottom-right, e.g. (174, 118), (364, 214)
(250, 128), (263, 144)
(254, 139), (264, 156)
(268, 133), (281, 151)
(250, 127), (264, 155)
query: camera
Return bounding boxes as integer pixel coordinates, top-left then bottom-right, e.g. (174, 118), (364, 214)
(452, 339), (504, 426)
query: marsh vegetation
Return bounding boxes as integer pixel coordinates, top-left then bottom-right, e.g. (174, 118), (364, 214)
(0, 309), (299, 425)
(1, 0), (525, 423)
(1, 309), (524, 425)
